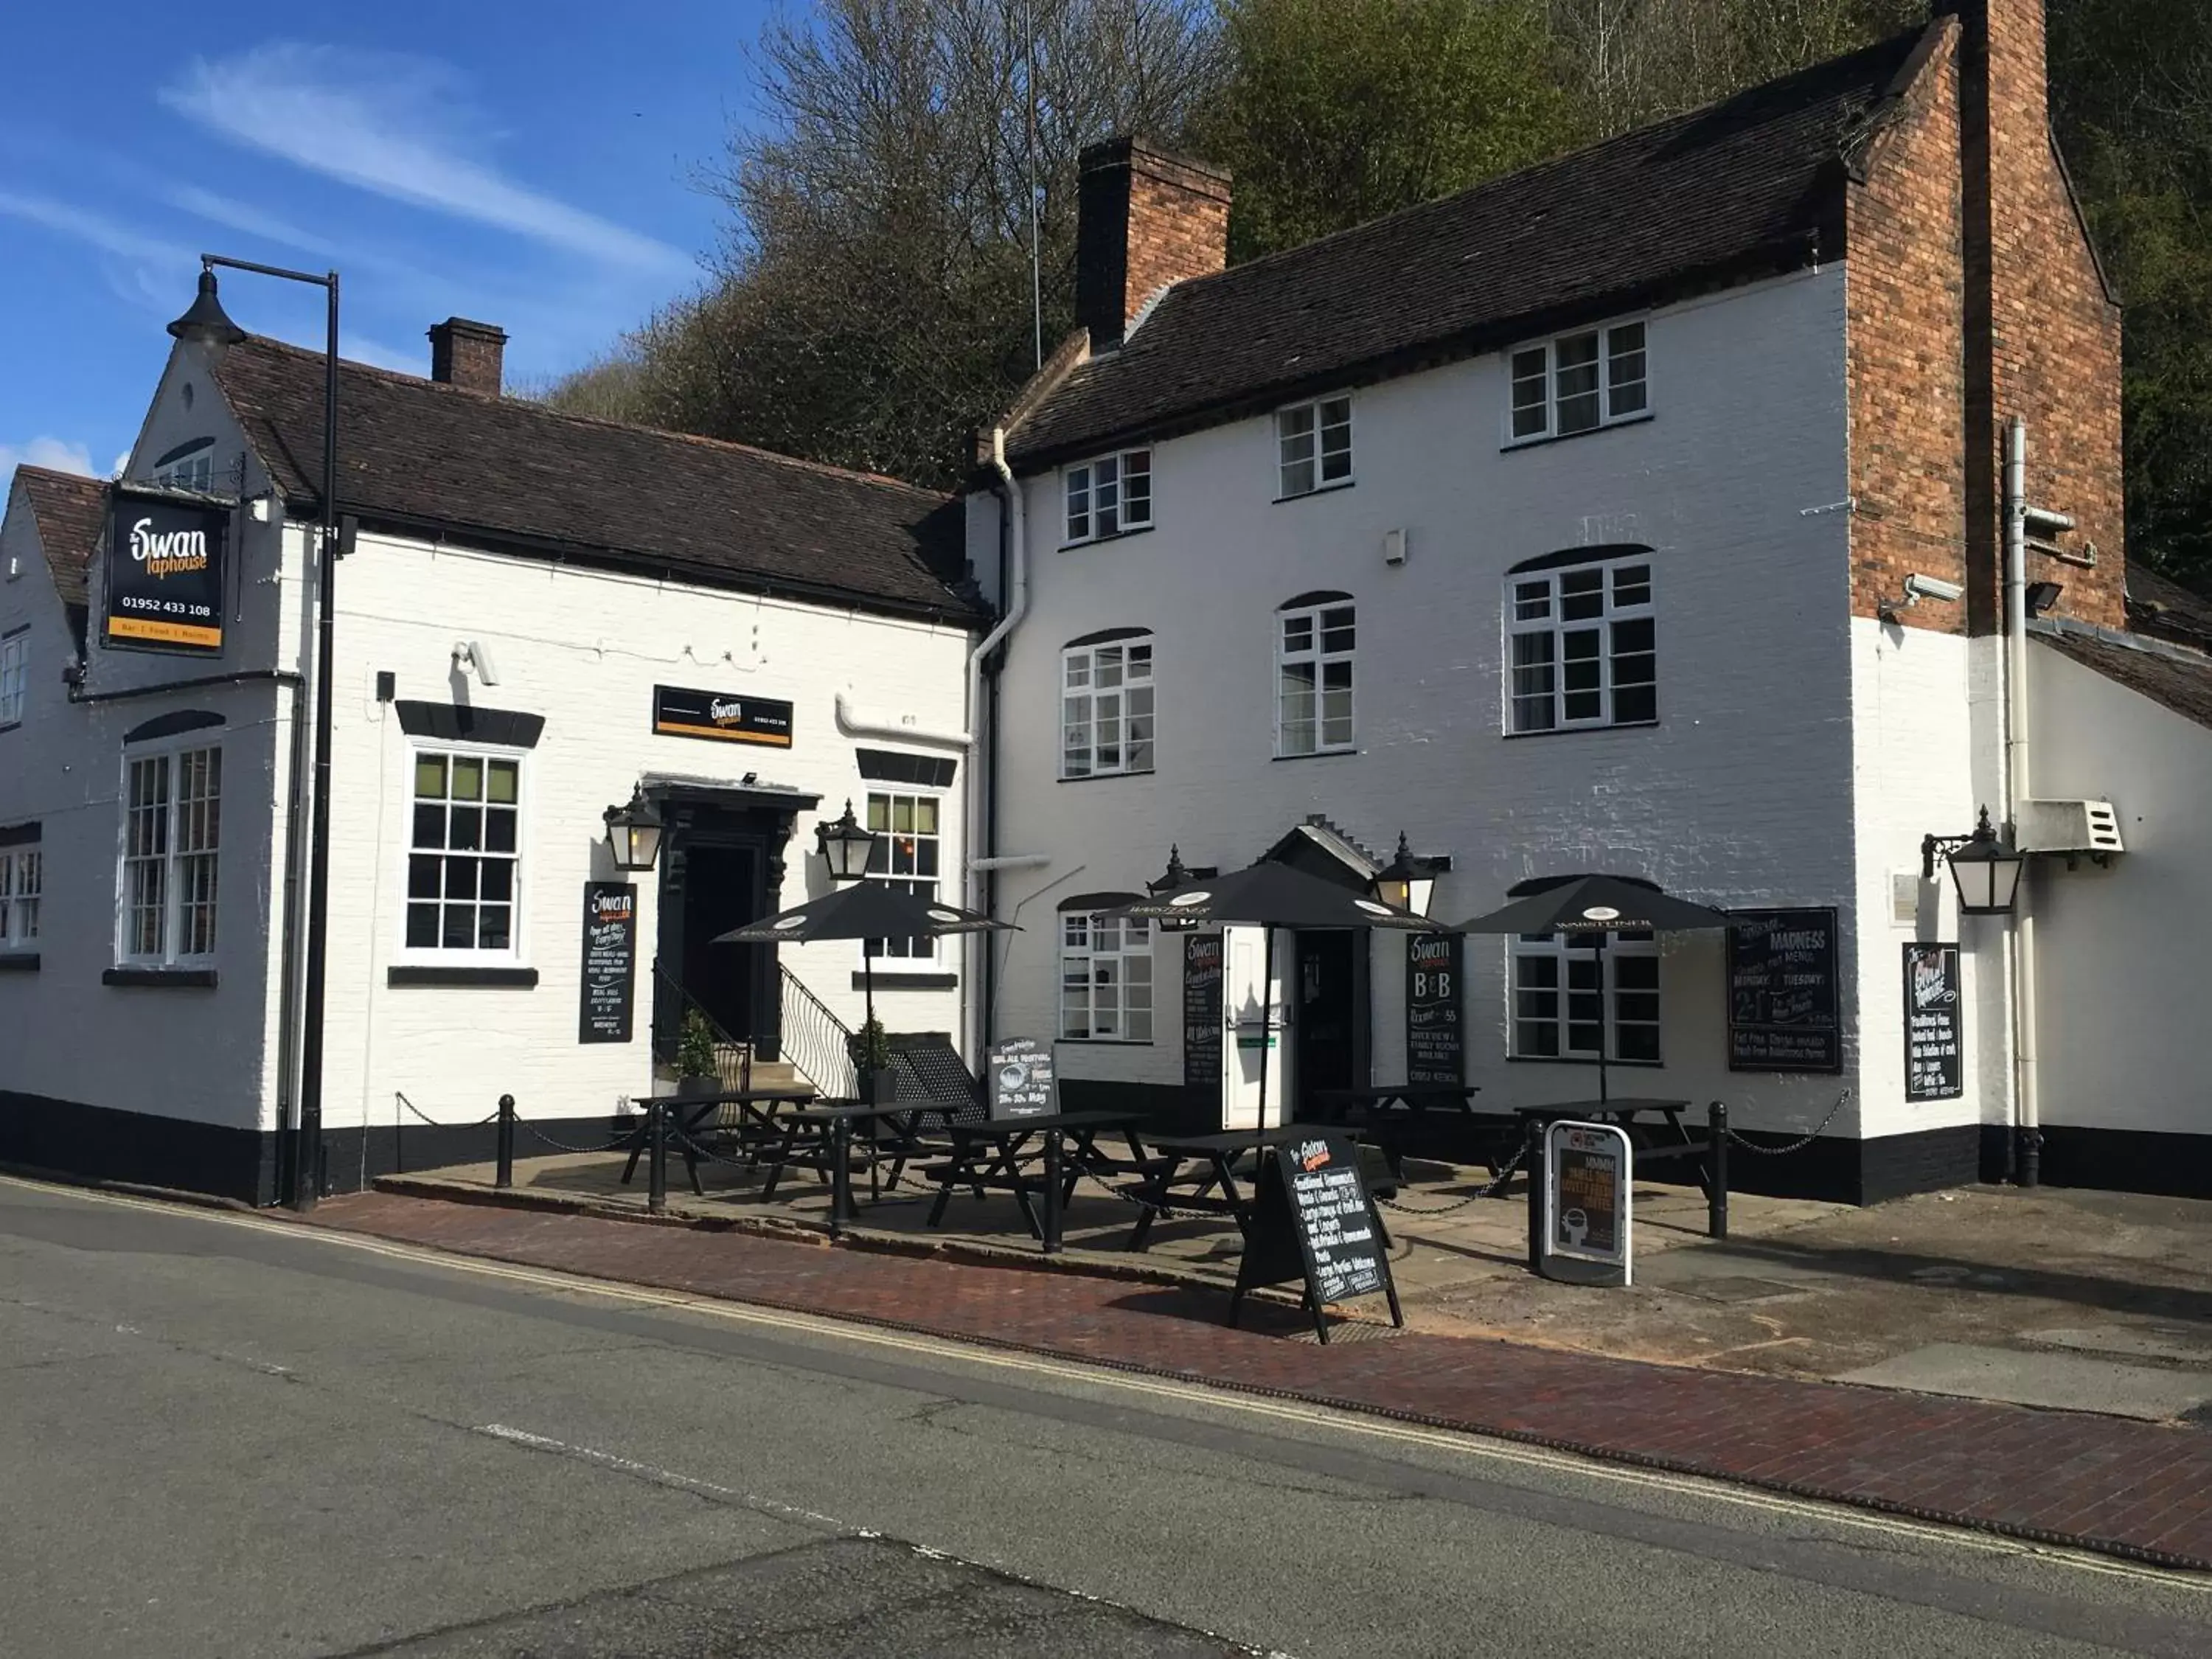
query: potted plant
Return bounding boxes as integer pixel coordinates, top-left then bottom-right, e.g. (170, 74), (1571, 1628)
(858, 1018), (898, 1105)
(675, 1010), (721, 1099)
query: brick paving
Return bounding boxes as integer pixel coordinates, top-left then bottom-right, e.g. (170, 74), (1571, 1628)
(299, 1191), (2212, 1572)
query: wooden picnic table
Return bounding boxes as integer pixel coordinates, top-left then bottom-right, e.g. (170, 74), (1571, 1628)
(1310, 1083), (1489, 1177)
(1511, 1097), (1726, 1267)
(780, 1100), (972, 1235)
(922, 1110), (1155, 1253)
(1124, 1123), (1364, 1253)
(619, 1085), (818, 1197)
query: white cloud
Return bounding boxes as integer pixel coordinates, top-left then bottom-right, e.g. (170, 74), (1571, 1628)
(167, 185), (340, 259)
(161, 44), (688, 274)
(0, 189), (193, 269)
(1, 437), (97, 483)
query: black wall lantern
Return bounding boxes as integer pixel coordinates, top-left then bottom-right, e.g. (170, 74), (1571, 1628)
(817, 799), (877, 884)
(603, 785), (664, 872)
(1371, 832), (1453, 919)
(1923, 807), (2026, 915)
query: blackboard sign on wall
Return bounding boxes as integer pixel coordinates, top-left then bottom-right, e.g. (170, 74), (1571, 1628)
(579, 882), (637, 1044)
(1903, 942), (1964, 1102)
(1405, 933), (1463, 1085)
(1183, 933), (1224, 1111)
(1231, 1129), (1401, 1342)
(987, 1036), (1055, 1119)
(1727, 907), (1843, 1073)
(104, 491), (227, 656)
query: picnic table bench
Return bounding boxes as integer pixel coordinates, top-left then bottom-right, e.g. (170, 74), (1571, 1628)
(922, 1109), (1159, 1253)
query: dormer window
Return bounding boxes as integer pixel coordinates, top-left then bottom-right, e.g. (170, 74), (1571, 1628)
(153, 436), (216, 493)
(1064, 449), (1152, 545)
(1276, 396), (1352, 498)
(1508, 321), (1649, 444)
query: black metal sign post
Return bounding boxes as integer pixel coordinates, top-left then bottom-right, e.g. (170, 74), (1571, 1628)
(1229, 1129), (1401, 1342)
(102, 490), (229, 656)
(1903, 942), (1964, 1102)
(1405, 933), (1463, 1085)
(579, 882), (638, 1044)
(651, 684), (795, 747)
(1727, 907), (1843, 1073)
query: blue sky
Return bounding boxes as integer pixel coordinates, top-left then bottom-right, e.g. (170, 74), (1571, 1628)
(1, 0), (772, 488)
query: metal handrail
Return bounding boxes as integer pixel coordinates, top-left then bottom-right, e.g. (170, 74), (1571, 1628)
(780, 964), (858, 1100)
(650, 960), (754, 1093)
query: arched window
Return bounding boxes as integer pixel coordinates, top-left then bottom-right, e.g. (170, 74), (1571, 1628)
(1504, 546), (1655, 734)
(1061, 629), (1154, 779)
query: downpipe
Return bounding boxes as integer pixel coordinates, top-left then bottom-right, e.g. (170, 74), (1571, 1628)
(2003, 417), (2041, 1186)
(964, 428), (1029, 1057)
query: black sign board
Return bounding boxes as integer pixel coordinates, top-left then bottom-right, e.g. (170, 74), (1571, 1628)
(1727, 907), (1843, 1074)
(1405, 933), (1463, 1085)
(1233, 1130), (1399, 1341)
(1183, 933), (1223, 1108)
(578, 882), (638, 1044)
(1904, 942), (1964, 1102)
(103, 491), (226, 656)
(987, 1036), (1055, 1119)
(651, 684), (794, 748)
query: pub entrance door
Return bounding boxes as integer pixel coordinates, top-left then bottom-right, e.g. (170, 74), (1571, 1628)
(1293, 929), (1367, 1119)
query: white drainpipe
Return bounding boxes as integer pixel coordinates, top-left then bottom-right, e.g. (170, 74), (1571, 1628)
(2003, 417), (2041, 1184)
(960, 428), (1032, 1055)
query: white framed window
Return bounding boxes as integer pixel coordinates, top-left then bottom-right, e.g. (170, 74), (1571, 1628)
(0, 629), (26, 728)
(1277, 597), (1355, 756)
(1508, 321), (1648, 444)
(1507, 556), (1656, 733)
(1063, 449), (1152, 544)
(1277, 396), (1352, 497)
(156, 453), (215, 493)
(1511, 931), (1660, 1063)
(863, 789), (942, 961)
(118, 745), (221, 966)
(0, 846), (39, 947)
(1060, 912), (1154, 1041)
(1062, 636), (1155, 778)
(405, 748), (523, 958)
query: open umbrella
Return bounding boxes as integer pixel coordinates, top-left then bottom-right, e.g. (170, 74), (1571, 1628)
(715, 884), (1013, 1046)
(1450, 874), (1734, 1103)
(1113, 861), (1433, 1132)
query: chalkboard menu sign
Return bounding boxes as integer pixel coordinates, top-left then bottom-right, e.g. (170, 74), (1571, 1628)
(1405, 933), (1463, 1085)
(104, 491), (228, 657)
(1903, 942), (1964, 1102)
(578, 882), (637, 1044)
(1727, 907), (1843, 1073)
(1183, 933), (1224, 1107)
(1231, 1130), (1401, 1342)
(987, 1036), (1054, 1119)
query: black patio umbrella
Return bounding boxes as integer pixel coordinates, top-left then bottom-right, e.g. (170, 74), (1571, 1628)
(714, 883), (1013, 1041)
(1450, 874), (1735, 1104)
(1113, 860), (1433, 1132)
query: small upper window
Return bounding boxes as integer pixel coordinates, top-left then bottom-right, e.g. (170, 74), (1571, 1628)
(1277, 598), (1355, 757)
(1277, 396), (1352, 498)
(0, 846), (38, 949)
(1507, 555), (1656, 733)
(0, 630), (26, 728)
(156, 454), (215, 493)
(1509, 321), (1648, 444)
(1064, 449), (1153, 544)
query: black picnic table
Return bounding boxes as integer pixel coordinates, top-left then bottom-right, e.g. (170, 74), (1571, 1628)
(1124, 1122), (1385, 1253)
(1512, 1096), (1728, 1267)
(619, 1085), (818, 1197)
(1310, 1083), (1489, 1178)
(922, 1109), (1154, 1253)
(777, 1099), (975, 1236)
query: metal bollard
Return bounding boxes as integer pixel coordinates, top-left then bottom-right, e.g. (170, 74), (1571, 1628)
(495, 1094), (516, 1190)
(1708, 1100), (1729, 1240)
(647, 1098), (668, 1214)
(1523, 1116), (1545, 1273)
(1043, 1128), (1064, 1255)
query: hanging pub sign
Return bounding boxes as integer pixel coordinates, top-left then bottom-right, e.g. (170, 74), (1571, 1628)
(1726, 907), (1843, 1074)
(1231, 1129), (1402, 1343)
(1903, 942), (1964, 1102)
(102, 490), (227, 656)
(987, 1036), (1055, 1119)
(1543, 1120), (1633, 1287)
(1183, 933), (1224, 1110)
(578, 882), (638, 1044)
(651, 684), (794, 748)
(1405, 933), (1463, 1085)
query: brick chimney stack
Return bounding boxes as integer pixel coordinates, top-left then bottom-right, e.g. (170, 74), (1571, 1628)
(1074, 139), (1231, 349)
(428, 318), (508, 396)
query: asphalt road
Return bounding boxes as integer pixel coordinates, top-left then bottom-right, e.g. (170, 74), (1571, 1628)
(4, 1177), (2212, 1658)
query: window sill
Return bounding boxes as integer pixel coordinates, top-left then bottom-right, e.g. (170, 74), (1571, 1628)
(1057, 769), (1156, 784)
(1272, 747), (1359, 762)
(1273, 479), (1355, 505)
(1058, 524), (1155, 552)
(1504, 719), (1659, 740)
(1501, 411), (1654, 452)
(1054, 1037), (1155, 1046)
(0, 953), (38, 973)
(104, 967), (216, 988)
(387, 965), (540, 988)
(853, 970), (957, 991)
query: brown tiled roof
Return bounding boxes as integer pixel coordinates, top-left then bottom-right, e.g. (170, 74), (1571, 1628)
(2126, 566), (2212, 653)
(1006, 25), (1933, 468)
(2040, 629), (2212, 731)
(214, 337), (978, 622)
(13, 465), (106, 607)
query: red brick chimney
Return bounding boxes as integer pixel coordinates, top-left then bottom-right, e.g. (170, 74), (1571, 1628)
(427, 317), (508, 396)
(1075, 139), (1231, 349)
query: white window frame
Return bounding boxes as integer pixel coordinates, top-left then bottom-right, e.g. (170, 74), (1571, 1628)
(399, 742), (529, 964)
(1276, 598), (1356, 757)
(1062, 448), (1153, 545)
(0, 845), (38, 950)
(1061, 636), (1155, 779)
(1506, 556), (1657, 734)
(1059, 911), (1155, 1042)
(114, 741), (222, 968)
(1506, 320), (1649, 445)
(1276, 395), (1353, 498)
(156, 453), (215, 493)
(1510, 932), (1662, 1064)
(862, 787), (944, 964)
(0, 628), (27, 728)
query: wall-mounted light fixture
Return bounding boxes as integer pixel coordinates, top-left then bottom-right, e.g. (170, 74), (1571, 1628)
(2025, 580), (2065, 619)
(603, 785), (665, 872)
(1922, 807), (2026, 915)
(815, 799), (877, 884)
(1371, 832), (1453, 919)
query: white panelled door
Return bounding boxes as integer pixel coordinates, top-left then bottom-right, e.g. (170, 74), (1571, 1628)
(1221, 925), (1290, 1130)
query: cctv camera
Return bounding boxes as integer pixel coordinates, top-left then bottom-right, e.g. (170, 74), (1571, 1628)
(1902, 573), (1964, 605)
(453, 640), (501, 686)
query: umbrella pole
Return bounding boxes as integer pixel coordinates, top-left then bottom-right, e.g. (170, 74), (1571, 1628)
(1258, 928), (1275, 1133)
(1595, 931), (1610, 1106)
